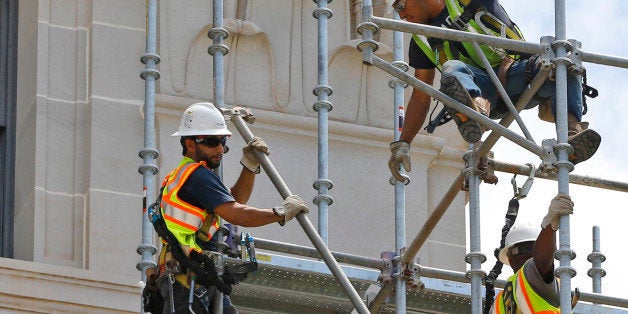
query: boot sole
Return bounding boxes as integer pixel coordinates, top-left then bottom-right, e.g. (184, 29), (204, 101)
(440, 76), (484, 143)
(569, 129), (601, 165)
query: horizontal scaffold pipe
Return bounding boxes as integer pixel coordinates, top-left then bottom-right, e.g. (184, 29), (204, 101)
(580, 50), (628, 69)
(371, 16), (546, 56)
(489, 159), (628, 193)
(254, 238), (384, 270)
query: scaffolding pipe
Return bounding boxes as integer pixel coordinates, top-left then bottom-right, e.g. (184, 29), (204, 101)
(580, 50), (628, 69)
(371, 56), (545, 158)
(553, 2), (577, 312)
(254, 238), (383, 270)
(587, 226), (606, 294)
(391, 9), (408, 314)
(465, 145), (486, 314)
(207, 0), (230, 311)
(229, 114), (369, 313)
(488, 159), (628, 193)
(137, 0), (159, 285)
(252, 237), (628, 309)
(372, 16), (545, 56)
(312, 0), (333, 245)
(470, 42), (534, 141)
(366, 69), (552, 313)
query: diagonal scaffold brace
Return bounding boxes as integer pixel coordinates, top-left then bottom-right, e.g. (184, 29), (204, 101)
(221, 106), (370, 314)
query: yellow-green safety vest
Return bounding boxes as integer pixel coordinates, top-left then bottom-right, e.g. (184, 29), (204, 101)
(413, 0), (525, 70)
(160, 157), (220, 253)
(492, 260), (560, 314)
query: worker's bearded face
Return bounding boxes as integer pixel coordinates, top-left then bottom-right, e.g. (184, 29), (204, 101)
(194, 143), (224, 169)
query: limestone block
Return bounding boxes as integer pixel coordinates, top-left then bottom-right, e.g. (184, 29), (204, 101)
(93, 0), (144, 30)
(89, 98), (143, 193)
(91, 23), (145, 100)
(88, 190), (143, 278)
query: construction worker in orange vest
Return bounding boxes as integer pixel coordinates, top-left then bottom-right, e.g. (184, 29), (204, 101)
(145, 102), (310, 313)
(490, 193), (573, 313)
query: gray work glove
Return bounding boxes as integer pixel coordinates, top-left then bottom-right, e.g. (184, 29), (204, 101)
(541, 193), (574, 231)
(273, 195), (310, 226)
(388, 141), (411, 183)
(240, 136), (269, 173)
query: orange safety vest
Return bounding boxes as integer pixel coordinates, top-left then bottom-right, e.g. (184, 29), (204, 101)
(491, 260), (560, 314)
(160, 157), (220, 254)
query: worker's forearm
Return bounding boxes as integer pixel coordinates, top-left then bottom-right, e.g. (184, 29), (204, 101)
(230, 168), (255, 203)
(399, 91), (431, 144)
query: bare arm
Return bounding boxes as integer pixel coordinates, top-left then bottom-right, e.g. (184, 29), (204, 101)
(399, 68), (436, 144)
(533, 226), (557, 282)
(229, 167), (256, 204)
(214, 201), (282, 227)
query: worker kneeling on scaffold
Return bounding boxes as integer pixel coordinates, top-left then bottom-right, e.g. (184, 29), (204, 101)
(142, 102), (310, 313)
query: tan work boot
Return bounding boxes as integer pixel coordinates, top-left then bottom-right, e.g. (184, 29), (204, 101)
(440, 76), (490, 143)
(566, 113), (601, 165)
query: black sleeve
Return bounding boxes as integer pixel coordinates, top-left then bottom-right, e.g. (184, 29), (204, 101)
(409, 37), (437, 69)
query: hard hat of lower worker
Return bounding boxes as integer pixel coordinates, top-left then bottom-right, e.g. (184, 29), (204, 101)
(171, 102), (232, 137)
(498, 222), (540, 266)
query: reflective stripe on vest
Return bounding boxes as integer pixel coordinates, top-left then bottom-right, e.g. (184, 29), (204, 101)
(491, 260), (560, 314)
(160, 157), (220, 252)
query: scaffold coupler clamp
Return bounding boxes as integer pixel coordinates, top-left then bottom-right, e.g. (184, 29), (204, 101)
(539, 138), (559, 173)
(378, 251), (396, 284)
(478, 151), (498, 185)
(511, 163), (535, 200)
(221, 105), (256, 124)
(402, 256), (424, 291)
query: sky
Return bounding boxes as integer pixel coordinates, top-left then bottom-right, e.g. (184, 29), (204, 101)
(472, 1), (628, 300)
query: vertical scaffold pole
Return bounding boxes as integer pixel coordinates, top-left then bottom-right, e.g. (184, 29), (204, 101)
(137, 0), (160, 286)
(208, 0), (230, 312)
(552, 1), (577, 312)
(312, 0), (334, 245)
(464, 145), (486, 314)
(391, 9), (408, 314)
(587, 226), (606, 294)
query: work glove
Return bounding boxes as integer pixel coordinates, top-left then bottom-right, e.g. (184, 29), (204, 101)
(388, 141), (411, 183)
(240, 136), (270, 173)
(273, 195), (310, 226)
(541, 193), (574, 231)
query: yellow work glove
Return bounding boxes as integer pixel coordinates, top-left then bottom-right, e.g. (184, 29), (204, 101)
(273, 195), (310, 226)
(541, 193), (574, 231)
(240, 136), (269, 173)
(388, 141), (411, 183)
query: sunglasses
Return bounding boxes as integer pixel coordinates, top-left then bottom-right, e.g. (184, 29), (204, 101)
(194, 136), (227, 148)
(508, 241), (535, 256)
(392, 0), (406, 12)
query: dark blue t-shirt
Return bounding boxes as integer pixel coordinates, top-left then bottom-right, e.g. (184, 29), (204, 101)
(177, 165), (235, 215)
(409, 0), (517, 69)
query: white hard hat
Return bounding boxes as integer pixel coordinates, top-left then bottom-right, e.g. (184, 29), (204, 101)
(171, 102), (232, 137)
(498, 222), (540, 266)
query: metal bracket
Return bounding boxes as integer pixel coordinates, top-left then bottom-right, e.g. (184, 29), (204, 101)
(567, 39), (585, 76)
(539, 36), (556, 71)
(539, 138), (559, 172)
(403, 258), (425, 291)
(220, 106), (256, 124)
(379, 251), (396, 283)
(511, 163), (535, 199)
